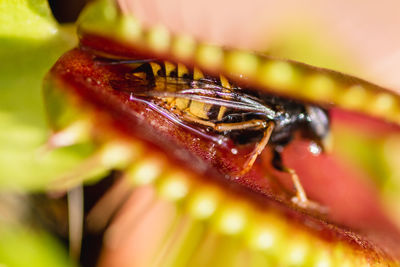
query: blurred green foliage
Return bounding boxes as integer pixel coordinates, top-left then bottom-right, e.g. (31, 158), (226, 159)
(0, 222), (75, 267)
(0, 0), (94, 191)
(0, 1), (83, 265)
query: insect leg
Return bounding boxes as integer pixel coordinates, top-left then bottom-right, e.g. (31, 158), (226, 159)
(180, 113), (216, 128)
(271, 147), (325, 211)
(239, 121), (274, 175)
(271, 147), (308, 201)
(178, 114), (275, 174)
(180, 115), (270, 133)
(214, 119), (269, 131)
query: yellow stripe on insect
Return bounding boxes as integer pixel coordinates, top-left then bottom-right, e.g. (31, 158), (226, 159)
(219, 74), (231, 89)
(173, 64), (190, 109)
(164, 61), (176, 76)
(217, 74), (231, 120)
(217, 106), (227, 121)
(193, 67), (204, 80)
(132, 72), (146, 80)
(163, 61), (178, 93)
(150, 62), (162, 77)
(178, 63), (189, 77)
(189, 100), (212, 120)
(174, 98), (190, 110)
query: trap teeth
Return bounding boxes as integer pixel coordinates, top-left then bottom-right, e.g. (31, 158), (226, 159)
(146, 25), (171, 53)
(47, 120), (91, 148)
(195, 44), (224, 70)
(45, 48), (399, 265)
(257, 60), (299, 92)
(115, 149), (385, 266)
(340, 85), (369, 110)
(216, 205), (247, 235)
(79, 0), (400, 126)
(51, 6), (400, 263)
(303, 74), (337, 102)
(187, 189), (219, 220)
(99, 141), (134, 168)
(158, 172), (190, 201)
(117, 16), (142, 42)
(127, 157), (164, 186)
(172, 35), (196, 61)
(370, 92), (399, 117)
(224, 51), (259, 78)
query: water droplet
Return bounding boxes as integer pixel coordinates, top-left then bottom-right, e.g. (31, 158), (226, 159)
(308, 142), (322, 155)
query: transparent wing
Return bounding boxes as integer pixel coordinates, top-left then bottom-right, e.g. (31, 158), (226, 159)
(134, 88), (276, 118)
(129, 94), (229, 146)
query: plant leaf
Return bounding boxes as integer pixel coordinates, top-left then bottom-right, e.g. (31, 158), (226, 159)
(0, 0), (94, 190)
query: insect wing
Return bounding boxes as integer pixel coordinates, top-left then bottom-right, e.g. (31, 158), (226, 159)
(134, 87), (277, 119)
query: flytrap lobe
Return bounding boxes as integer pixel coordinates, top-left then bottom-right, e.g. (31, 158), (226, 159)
(43, 0), (400, 266)
(77, 0), (400, 125)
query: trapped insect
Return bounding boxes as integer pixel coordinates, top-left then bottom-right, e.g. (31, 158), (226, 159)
(108, 59), (331, 210)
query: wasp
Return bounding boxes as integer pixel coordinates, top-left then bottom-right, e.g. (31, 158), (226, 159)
(108, 59), (330, 209)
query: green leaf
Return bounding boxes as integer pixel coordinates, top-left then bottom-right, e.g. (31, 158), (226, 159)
(0, 222), (75, 267)
(0, 0), (94, 191)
